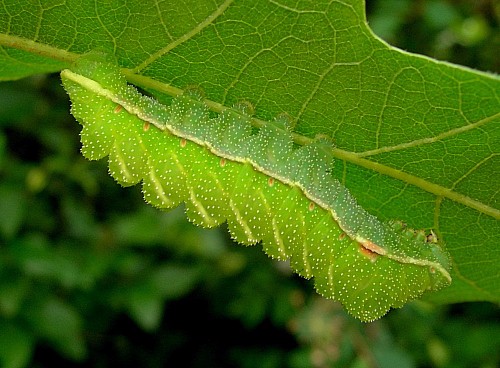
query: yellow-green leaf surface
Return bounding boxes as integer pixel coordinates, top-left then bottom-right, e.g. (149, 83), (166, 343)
(0, 0), (498, 306)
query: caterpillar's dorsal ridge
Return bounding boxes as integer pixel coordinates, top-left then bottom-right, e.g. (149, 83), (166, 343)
(183, 85), (206, 101)
(61, 57), (452, 321)
(232, 100), (255, 117)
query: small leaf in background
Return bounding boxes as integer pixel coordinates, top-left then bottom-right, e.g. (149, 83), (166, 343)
(0, 322), (34, 368)
(0, 276), (29, 317)
(25, 297), (86, 360)
(0, 185), (25, 239)
(111, 264), (200, 331)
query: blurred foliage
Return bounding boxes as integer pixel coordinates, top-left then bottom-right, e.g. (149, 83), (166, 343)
(0, 1), (498, 367)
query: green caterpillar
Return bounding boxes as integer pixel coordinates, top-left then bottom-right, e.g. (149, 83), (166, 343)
(60, 57), (451, 322)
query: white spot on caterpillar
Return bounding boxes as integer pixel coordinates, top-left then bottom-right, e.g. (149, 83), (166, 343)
(147, 169), (173, 207)
(188, 187), (217, 227)
(229, 199), (257, 243)
(111, 143), (133, 182)
(271, 218), (287, 259)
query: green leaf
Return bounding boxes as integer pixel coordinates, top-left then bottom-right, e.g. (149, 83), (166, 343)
(25, 297), (86, 360)
(109, 263), (200, 331)
(0, 0), (498, 313)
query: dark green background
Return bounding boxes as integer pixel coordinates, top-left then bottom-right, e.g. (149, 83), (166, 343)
(0, 1), (498, 367)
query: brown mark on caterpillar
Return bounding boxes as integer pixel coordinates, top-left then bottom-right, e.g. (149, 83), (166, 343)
(359, 244), (378, 262)
(360, 240), (386, 255)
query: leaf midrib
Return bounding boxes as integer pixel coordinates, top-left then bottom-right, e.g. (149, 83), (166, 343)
(1, 33), (498, 220)
(108, 70), (500, 220)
